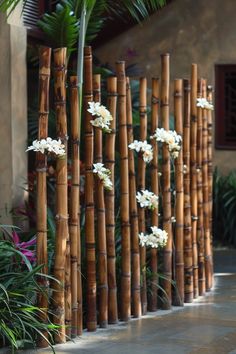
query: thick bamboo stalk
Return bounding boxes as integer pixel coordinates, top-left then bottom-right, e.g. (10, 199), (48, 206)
(36, 46), (51, 347)
(161, 54), (172, 310)
(69, 76), (82, 337)
(183, 79), (194, 303)
(138, 77), (148, 315)
(196, 79), (205, 296)
(126, 77), (141, 318)
(53, 47), (69, 343)
(202, 80), (213, 292)
(84, 46), (97, 331)
(116, 61), (131, 321)
(93, 74), (108, 328)
(149, 78), (159, 311)
(190, 64), (199, 299)
(207, 85), (214, 289)
(174, 79), (184, 306)
(104, 77), (118, 324)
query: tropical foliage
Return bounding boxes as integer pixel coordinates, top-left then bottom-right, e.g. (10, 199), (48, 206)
(0, 233), (59, 352)
(213, 169), (236, 247)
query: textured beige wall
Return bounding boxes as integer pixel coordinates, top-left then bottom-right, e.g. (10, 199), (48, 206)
(95, 0), (236, 173)
(0, 10), (27, 224)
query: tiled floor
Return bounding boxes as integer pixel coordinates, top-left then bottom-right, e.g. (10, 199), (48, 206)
(9, 249), (236, 353)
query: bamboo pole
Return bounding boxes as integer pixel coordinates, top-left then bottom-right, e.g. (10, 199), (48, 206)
(161, 54), (172, 310)
(93, 74), (108, 328)
(116, 61), (131, 321)
(84, 46), (97, 331)
(174, 79), (184, 306)
(207, 85), (214, 290)
(105, 77), (118, 324)
(36, 46), (51, 347)
(69, 76), (82, 337)
(196, 79), (205, 296)
(138, 77), (148, 315)
(53, 47), (69, 343)
(126, 77), (142, 318)
(149, 78), (159, 311)
(207, 86), (213, 236)
(190, 64), (199, 299)
(183, 79), (194, 303)
(202, 80), (213, 292)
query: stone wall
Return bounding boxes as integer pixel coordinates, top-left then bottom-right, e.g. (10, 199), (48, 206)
(95, 0), (236, 173)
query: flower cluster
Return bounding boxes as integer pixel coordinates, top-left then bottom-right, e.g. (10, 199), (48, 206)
(151, 128), (182, 159)
(136, 190), (159, 210)
(139, 226), (168, 248)
(196, 98), (214, 110)
(128, 140), (153, 163)
(26, 137), (65, 156)
(88, 101), (113, 132)
(93, 163), (113, 190)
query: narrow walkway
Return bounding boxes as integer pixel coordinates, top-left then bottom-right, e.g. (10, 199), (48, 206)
(35, 249), (236, 354)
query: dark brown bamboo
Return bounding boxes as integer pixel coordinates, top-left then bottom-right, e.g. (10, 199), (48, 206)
(207, 85), (214, 290)
(173, 79), (184, 306)
(183, 79), (194, 303)
(84, 46), (97, 331)
(53, 47), (69, 343)
(126, 77), (141, 318)
(36, 46), (51, 347)
(93, 74), (108, 328)
(196, 79), (205, 296)
(149, 78), (159, 311)
(161, 54), (172, 310)
(202, 80), (213, 292)
(190, 64), (199, 299)
(138, 77), (148, 315)
(69, 76), (82, 337)
(116, 61), (131, 321)
(104, 77), (118, 324)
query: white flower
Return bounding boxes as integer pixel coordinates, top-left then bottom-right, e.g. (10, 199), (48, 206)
(196, 98), (214, 110)
(88, 101), (113, 132)
(93, 163), (113, 190)
(151, 128), (182, 159)
(139, 232), (149, 247)
(139, 226), (168, 248)
(128, 139), (153, 163)
(136, 190), (159, 210)
(171, 216), (176, 223)
(26, 137), (65, 156)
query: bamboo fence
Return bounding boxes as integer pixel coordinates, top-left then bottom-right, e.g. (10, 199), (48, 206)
(33, 46), (215, 342)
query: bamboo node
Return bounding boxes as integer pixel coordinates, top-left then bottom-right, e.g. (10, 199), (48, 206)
(151, 97), (159, 104)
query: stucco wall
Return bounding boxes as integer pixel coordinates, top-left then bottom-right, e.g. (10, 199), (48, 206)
(0, 10), (27, 224)
(95, 0), (236, 173)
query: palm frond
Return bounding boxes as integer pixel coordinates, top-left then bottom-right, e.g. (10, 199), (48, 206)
(38, 4), (79, 54)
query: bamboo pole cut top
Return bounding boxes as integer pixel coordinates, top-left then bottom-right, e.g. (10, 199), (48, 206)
(191, 64), (198, 118)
